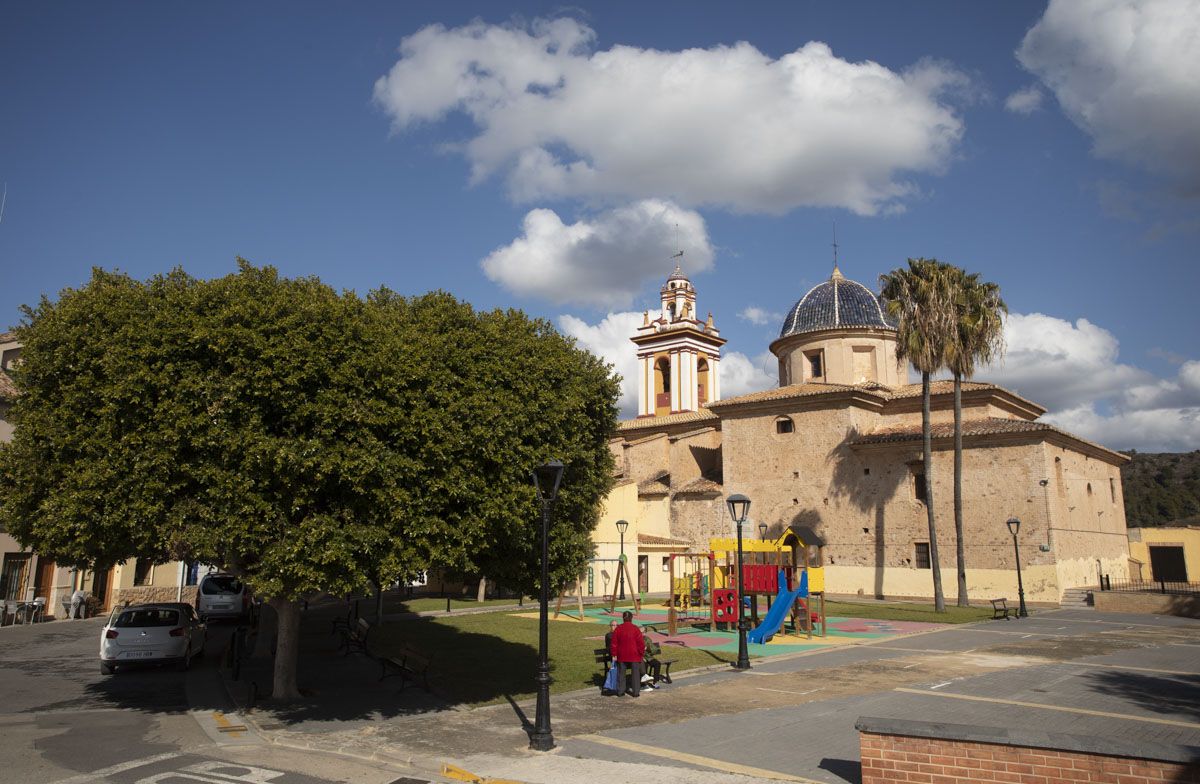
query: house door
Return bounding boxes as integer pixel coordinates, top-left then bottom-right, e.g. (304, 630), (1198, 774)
(1149, 546), (1188, 583)
(92, 566), (113, 610)
(0, 554), (32, 601)
(638, 556), (649, 593)
(33, 559), (55, 604)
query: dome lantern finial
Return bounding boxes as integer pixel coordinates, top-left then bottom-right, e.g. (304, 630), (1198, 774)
(831, 265), (844, 280)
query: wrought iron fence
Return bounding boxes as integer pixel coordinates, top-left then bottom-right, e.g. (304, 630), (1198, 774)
(1099, 576), (1200, 595)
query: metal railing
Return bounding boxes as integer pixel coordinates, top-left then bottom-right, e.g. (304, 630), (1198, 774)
(1099, 576), (1200, 595)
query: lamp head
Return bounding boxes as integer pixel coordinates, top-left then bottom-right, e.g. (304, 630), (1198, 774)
(758, 522), (768, 539)
(532, 459), (565, 504)
(615, 519), (629, 535)
(1006, 516), (1021, 537)
(726, 494), (751, 526)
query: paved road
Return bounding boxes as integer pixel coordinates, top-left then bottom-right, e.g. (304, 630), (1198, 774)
(0, 616), (436, 784)
(553, 609), (1200, 783)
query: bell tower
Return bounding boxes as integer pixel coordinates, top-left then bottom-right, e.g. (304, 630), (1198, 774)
(632, 265), (726, 417)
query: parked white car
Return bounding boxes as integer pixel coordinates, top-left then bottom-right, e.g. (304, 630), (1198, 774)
(196, 573), (250, 621)
(99, 603), (206, 675)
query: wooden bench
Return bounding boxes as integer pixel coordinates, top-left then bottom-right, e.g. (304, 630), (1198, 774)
(338, 617), (372, 656)
(330, 604), (356, 636)
(990, 598), (1013, 620)
(379, 644), (433, 691)
(644, 641), (676, 685)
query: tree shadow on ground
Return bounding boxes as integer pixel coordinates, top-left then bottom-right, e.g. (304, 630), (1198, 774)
(1084, 670), (1200, 722)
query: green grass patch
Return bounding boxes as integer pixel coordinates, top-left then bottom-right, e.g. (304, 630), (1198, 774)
(395, 596), (527, 613)
(371, 611), (735, 705)
(826, 600), (992, 624)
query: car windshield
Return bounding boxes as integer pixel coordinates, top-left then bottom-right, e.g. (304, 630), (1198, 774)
(113, 608), (180, 628)
(201, 576), (242, 595)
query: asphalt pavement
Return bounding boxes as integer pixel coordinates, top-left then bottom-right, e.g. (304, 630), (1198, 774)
(0, 615), (441, 784)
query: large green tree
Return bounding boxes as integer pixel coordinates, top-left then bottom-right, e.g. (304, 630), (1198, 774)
(945, 270), (1007, 607)
(880, 258), (956, 612)
(0, 263), (618, 698)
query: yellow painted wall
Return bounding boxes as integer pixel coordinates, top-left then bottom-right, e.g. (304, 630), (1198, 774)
(1128, 527), (1200, 583)
(825, 563), (1062, 604)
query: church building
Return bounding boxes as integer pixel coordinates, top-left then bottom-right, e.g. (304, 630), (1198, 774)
(593, 266), (1131, 604)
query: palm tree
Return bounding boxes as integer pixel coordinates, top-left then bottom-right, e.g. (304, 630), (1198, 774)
(880, 259), (956, 612)
(945, 271), (1007, 607)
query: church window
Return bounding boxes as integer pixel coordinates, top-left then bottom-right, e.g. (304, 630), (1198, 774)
(775, 416), (794, 434)
(1086, 482), (1093, 496)
(805, 350), (824, 380)
(852, 346), (876, 382)
(779, 356), (790, 386)
(1109, 478), (1116, 503)
(910, 465), (927, 504)
(914, 543), (931, 569)
(697, 358), (709, 404)
(667, 303), (676, 320)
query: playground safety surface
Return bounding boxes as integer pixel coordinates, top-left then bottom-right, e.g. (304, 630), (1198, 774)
(510, 605), (946, 656)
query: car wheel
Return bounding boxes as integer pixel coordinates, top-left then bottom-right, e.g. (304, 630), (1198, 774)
(100, 662), (115, 675)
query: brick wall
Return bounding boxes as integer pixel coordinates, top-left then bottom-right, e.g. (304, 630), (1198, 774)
(859, 727), (1200, 784)
(112, 585), (198, 606)
(1093, 590), (1200, 618)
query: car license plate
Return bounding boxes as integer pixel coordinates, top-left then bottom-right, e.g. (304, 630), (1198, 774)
(213, 604), (230, 610)
(122, 650), (154, 659)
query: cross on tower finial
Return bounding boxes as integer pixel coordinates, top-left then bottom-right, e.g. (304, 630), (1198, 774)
(832, 221), (839, 269)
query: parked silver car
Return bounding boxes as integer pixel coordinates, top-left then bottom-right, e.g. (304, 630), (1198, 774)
(196, 573), (249, 621)
(99, 603), (206, 674)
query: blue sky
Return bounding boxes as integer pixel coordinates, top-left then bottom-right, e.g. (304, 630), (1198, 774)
(1, 1), (1197, 451)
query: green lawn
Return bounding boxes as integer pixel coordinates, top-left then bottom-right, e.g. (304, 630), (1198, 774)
(826, 600), (993, 624)
(393, 596), (528, 613)
(367, 599), (991, 705)
(371, 611), (735, 705)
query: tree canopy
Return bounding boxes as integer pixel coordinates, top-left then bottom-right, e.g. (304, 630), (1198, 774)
(0, 262), (620, 695)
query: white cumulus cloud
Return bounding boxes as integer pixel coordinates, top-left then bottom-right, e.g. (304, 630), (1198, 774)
(375, 18), (970, 215)
(558, 312), (775, 419)
(1017, 0), (1200, 192)
(981, 312), (1200, 451)
(482, 200), (711, 308)
(738, 306), (782, 326)
(1004, 85), (1044, 114)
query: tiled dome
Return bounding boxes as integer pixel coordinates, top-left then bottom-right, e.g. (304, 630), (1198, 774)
(779, 267), (896, 338)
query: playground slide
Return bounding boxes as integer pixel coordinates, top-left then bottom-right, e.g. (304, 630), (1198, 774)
(746, 570), (808, 645)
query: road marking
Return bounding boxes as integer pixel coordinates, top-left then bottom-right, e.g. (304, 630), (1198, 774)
(213, 711), (247, 735)
(1065, 661), (1200, 677)
(865, 645), (963, 654)
(1039, 613), (1196, 630)
(893, 688), (1200, 729)
(966, 628), (1073, 638)
(756, 687), (822, 696)
(929, 681), (953, 690)
(49, 752), (183, 784)
(576, 734), (823, 782)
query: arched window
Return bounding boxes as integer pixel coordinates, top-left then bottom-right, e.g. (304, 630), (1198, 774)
(775, 416), (795, 434)
(697, 358), (710, 404)
(654, 357), (671, 416)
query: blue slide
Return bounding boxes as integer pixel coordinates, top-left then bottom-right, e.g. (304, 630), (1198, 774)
(746, 570), (808, 644)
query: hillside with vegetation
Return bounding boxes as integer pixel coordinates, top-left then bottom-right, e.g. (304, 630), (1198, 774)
(1121, 451), (1200, 527)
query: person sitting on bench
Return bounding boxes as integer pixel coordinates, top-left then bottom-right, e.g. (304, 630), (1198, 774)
(641, 629), (663, 687)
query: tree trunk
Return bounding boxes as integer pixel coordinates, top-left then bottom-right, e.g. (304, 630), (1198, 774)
(476, 575), (487, 603)
(269, 597), (302, 700)
(923, 372), (946, 612)
(954, 372), (968, 607)
(374, 580), (384, 625)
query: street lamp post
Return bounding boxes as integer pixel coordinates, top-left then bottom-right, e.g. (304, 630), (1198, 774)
(1006, 516), (1028, 618)
(758, 522), (768, 540)
(530, 459), (565, 751)
(727, 494), (752, 671)
(615, 519), (629, 601)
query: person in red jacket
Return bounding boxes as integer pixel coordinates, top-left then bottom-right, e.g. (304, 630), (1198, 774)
(609, 611), (646, 697)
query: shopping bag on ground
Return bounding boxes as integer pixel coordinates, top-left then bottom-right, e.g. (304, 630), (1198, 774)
(603, 663), (620, 693)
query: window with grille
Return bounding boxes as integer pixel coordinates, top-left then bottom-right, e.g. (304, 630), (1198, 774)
(914, 542), (931, 569)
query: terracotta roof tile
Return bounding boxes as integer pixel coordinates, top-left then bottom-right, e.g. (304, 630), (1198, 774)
(637, 472), (671, 496)
(618, 408), (719, 432)
(852, 416), (1128, 463)
(708, 382), (864, 408)
(0, 371), (17, 400)
(0, 331), (16, 344)
(674, 476), (724, 495)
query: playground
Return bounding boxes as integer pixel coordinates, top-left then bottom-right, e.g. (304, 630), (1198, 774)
(516, 526), (947, 658)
